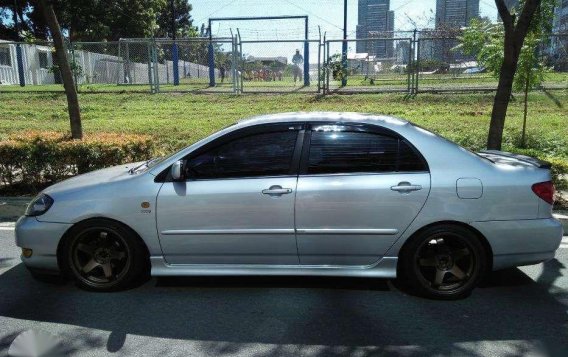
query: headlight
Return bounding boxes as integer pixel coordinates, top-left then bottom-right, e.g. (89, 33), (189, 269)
(25, 194), (54, 217)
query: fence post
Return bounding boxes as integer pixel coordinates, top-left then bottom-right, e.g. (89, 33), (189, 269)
(407, 38), (412, 95)
(415, 37), (420, 95)
(304, 40), (310, 86)
(317, 29), (322, 93)
(15, 43), (25, 87)
(326, 40), (330, 94)
(237, 28), (243, 94)
(147, 41), (153, 93)
(172, 42), (179, 85)
(152, 40), (160, 92)
(231, 35), (237, 94)
(208, 40), (216, 87)
(125, 41), (131, 84)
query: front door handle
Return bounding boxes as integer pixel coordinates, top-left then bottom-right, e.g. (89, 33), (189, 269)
(391, 182), (422, 193)
(262, 185), (293, 196)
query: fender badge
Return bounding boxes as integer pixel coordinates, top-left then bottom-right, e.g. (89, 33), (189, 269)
(141, 202), (150, 209)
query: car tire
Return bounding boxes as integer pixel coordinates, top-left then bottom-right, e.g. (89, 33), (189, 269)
(398, 224), (488, 300)
(61, 219), (149, 292)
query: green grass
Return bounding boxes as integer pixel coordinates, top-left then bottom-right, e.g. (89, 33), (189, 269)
(0, 91), (567, 164)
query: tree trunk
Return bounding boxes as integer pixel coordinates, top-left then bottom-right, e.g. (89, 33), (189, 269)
(489, 0), (542, 150)
(38, 0), (83, 139)
(488, 59), (516, 150)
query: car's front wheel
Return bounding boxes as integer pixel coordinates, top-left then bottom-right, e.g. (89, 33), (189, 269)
(398, 224), (488, 300)
(62, 219), (148, 291)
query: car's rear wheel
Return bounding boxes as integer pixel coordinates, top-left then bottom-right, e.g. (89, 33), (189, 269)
(399, 224), (488, 300)
(62, 219), (148, 291)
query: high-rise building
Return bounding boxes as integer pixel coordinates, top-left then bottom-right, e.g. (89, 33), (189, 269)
(551, 0), (568, 70)
(435, 0), (479, 29)
(356, 0), (395, 58)
(553, 0), (568, 32)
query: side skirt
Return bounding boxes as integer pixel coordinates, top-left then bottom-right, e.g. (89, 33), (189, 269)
(150, 256), (398, 278)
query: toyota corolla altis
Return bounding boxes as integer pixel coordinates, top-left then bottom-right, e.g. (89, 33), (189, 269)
(16, 112), (563, 299)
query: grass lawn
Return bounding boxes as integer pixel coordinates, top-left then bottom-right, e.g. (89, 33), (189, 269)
(0, 90), (567, 164)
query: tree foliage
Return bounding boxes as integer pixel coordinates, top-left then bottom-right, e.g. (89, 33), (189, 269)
(0, 0), (197, 42)
(458, 0), (555, 92)
(458, 0), (556, 148)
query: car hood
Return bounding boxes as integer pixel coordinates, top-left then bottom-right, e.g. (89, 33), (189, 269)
(43, 161), (146, 195)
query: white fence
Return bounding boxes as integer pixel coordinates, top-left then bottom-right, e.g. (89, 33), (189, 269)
(0, 40), (219, 87)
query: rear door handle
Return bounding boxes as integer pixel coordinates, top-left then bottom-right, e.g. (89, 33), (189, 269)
(391, 182), (422, 192)
(262, 185), (293, 196)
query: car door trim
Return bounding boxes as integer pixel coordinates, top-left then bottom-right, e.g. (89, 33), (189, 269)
(295, 228), (399, 235)
(161, 229), (295, 235)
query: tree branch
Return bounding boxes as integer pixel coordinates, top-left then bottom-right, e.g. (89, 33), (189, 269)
(495, 0), (514, 32)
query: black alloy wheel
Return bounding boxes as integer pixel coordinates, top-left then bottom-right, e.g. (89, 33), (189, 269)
(399, 224), (488, 300)
(63, 219), (148, 291)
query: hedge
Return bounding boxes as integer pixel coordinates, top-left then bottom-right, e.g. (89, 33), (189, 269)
(0, 131), (154, 191)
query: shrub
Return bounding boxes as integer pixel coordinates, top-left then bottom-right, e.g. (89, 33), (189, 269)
(0, 131), (154, 192)
(547, 157), (568, 191)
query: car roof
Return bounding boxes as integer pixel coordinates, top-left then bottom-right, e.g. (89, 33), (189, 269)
(237, 112), (410, 127)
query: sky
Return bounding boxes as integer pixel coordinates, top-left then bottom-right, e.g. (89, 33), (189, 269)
(190, 0), (499, 40)
(190, 0), (499, 63)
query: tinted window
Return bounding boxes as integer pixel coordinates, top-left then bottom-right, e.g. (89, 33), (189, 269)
(307, 130), (426, 174)
(398, 140), (427, 171)
(187, 130), (298, 179)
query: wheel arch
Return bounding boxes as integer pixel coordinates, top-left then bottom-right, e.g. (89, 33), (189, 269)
(56, 217), (151, 275)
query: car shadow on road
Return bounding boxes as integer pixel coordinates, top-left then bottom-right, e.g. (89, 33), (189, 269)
(0, 261), (567, 356)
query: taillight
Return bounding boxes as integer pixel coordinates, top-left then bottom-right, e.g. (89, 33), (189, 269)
(531, 181), (555, 205)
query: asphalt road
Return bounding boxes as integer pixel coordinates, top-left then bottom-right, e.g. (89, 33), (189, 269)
(1, 223), (567, 357)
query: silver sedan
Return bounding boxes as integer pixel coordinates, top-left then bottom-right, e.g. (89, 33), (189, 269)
(15, 112), (563, 299)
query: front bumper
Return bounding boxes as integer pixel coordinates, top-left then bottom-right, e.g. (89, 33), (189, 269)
(15, 216), (72, 272)
(471, 218), (564, 270)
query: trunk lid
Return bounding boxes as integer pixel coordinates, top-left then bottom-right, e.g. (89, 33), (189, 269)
(477, 150), (551, 169)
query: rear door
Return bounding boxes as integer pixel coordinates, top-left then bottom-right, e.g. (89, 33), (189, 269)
(295, 123), (431, 265)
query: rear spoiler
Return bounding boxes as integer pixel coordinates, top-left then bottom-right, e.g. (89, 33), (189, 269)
(478, 150), (552, 169)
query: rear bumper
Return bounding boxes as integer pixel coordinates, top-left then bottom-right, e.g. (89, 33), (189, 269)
(15, 216), (71, 272)
(471, 218), (563, 270)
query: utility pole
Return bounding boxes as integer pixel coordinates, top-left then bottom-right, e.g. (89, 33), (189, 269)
(341, 0), (347, 87)
(171, 0), (179, 85)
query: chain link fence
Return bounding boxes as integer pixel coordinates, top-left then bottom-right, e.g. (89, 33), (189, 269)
(324, 37), (412, 94)
(1, 31), (567, 94)
(237, 40), (322, 93)
(415, 35), (497, 93)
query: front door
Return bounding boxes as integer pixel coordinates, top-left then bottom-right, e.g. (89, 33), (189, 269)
(295, 124), (431, 265)
(156, 124), (303, 265)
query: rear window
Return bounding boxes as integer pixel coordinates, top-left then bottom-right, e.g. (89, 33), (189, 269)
(307, 129), (427, 174)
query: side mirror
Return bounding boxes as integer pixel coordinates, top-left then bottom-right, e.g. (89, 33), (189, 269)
(171, 160), (184, 181)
